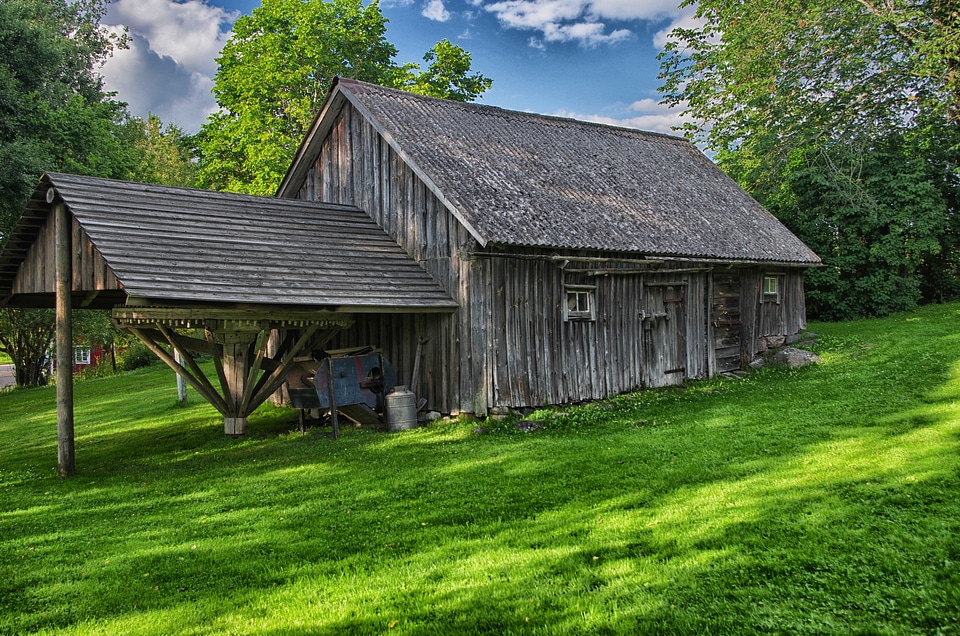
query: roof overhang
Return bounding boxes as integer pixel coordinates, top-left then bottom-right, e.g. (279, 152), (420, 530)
(0, 172), (458, 313)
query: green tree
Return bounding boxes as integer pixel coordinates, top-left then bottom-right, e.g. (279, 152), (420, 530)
(398, 39), (493, 102)
(771, 137), (952, 319)
(0, 0), (141, 386)
(129, 114), (198, 188)
(659, 0), (958, 184)
(0, 0), (136, 245)
(0, 310), (55, 387)
(659, 0), (959, 319)
(196, 0), (491, 195)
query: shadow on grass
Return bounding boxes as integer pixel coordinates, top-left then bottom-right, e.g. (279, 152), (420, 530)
(3, 305), (960, 633)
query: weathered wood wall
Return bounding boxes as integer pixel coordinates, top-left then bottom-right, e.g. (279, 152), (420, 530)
(740, 268), (807, 352)
(294, 104), (809, 414)
(11, 211), (120, 296)
(295, 105), (476, 414)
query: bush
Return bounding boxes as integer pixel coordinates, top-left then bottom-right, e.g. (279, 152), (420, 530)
(117, 342), (156, 371)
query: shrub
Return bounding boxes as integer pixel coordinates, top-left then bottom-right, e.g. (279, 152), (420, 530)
(117, 342), (156, 371)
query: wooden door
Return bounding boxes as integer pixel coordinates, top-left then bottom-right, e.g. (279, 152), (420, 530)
(712, 272), (743, 373)
(642, 283), (686, 387)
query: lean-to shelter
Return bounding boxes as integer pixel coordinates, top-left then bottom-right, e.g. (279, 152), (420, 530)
(0, 172), (456, 473)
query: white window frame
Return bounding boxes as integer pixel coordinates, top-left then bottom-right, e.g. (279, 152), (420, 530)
(564, 285), (596, 322)
(74, 346), (92, 366)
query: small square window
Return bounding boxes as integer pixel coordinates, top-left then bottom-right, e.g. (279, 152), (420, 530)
(74, 346), (91, 366)
(565, 287), (595, 321)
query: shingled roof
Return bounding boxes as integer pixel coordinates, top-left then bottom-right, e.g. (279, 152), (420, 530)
(0, 172), (457, 310)
(282, 78), (819, 265)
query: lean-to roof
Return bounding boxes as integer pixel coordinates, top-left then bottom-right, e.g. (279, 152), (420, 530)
(282, 78), (819, 265)
(0, 172), (456, 310)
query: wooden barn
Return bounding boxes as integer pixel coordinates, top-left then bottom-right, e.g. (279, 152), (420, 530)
(276, 77), (821, 415)
(0, 77), (820, 474)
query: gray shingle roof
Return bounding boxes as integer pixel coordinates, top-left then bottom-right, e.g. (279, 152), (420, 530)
(1, 173), (456, 310)
(292, 78), (819, 264)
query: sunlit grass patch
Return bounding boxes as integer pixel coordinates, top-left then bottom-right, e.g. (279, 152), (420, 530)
(3, 303), (960, 634)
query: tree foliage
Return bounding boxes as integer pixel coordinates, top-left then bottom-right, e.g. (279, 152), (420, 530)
(0, 1), (194, 386)
(0, 309), (55, 387)
(659, 0), (959, 179)
(196, 0), (492, 195)
(127, 114), (198, 188)
(0, 0), (136, 247)
(659, 0), (960, 319)
(0, 0), (137, 386)
(397, 39), (493, 102)
(769, 136), (956, 320)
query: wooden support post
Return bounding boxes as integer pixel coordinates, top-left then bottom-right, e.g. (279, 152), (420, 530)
(127, 326), (230, 414)
(54, 200), (74, 477)
(222, 332), (256, 436)
(111, 309), (353, 438)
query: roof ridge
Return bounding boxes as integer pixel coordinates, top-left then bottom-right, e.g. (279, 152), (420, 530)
(334, 76), (690, 146)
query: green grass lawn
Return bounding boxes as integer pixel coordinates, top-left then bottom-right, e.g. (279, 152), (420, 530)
(0, 351), (11, 364)
(2, 304), (959, 635)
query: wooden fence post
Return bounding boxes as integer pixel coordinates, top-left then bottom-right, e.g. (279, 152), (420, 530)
(174, 349), (188, 406)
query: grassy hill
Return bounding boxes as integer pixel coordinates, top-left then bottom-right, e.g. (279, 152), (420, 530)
(1, 303), (959, 635)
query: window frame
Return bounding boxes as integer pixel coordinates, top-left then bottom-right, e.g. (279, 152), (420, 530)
(564, 285), (597, 322)
(74, 346), (92, 366)
(762, 275), (781, 303)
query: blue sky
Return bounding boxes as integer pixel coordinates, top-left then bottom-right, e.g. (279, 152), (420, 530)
(99, 0), (696, 135)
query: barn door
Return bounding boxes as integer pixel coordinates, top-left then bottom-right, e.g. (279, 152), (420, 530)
(712, 272), (743, 373)
(642, 283), (686, 387)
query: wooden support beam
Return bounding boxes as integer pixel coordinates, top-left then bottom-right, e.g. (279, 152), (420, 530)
(127, 326), (230, 414)
(126, 327), (221, 358)
(55, 200), (74, 477)
(238, 328), (270, 417)
(222, 331), (258, 436)
(247, 324), (324, 413)
(114, 310), (352, 438)
(155, 323), (225, 410)
(205, 327), (232, 407)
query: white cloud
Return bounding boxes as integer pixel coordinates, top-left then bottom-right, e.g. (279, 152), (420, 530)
(555, 97), (691, 136)
(653, 7), (707, 50)
(100, 29), (217, 132)
(485, 0), (585, 29)
(587, 0), (680, 21)
(480, 0), (684, 48)
(423, 0), (451, 21)
(106, 0), (236, 76)
(99, 0), (238, 132)
(544, 21), (631, 45)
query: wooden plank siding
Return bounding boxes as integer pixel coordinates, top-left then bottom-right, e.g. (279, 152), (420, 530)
(295, 107), (475, 413)
(292, 103), (810, 414)
(11, 208), (121, 298)
(733, 268), (807, 358)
